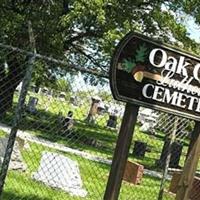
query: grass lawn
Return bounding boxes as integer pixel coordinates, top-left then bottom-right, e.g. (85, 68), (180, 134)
(1, 140), (174, 200)
(0, 90), (192, 199)
(8, 91), (190, 166)
(2, 172), (174, 200)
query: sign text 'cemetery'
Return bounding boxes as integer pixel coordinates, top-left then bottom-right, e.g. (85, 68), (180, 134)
(110, 32), (200, 120)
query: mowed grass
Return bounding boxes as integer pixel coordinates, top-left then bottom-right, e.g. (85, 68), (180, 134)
(0, 91), (190, 199)
(2, 141), (174, 200)
(9, 91), (189, 168)
(3, 172), (174, 200)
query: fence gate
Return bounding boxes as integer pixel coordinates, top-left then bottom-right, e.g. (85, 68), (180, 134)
(0, 43), (199, 200)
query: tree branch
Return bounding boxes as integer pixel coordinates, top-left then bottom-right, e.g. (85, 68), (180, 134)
(64, 31), (101, 49)
(71, 44), (108, 74)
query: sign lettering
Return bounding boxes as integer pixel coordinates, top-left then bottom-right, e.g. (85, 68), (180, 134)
(110, 32), (200, 120)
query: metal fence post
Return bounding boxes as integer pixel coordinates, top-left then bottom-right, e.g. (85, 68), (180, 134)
(0, 21), (36, 196)
(158, 116), (178, 200)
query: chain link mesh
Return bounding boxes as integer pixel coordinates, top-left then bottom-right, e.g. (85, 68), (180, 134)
(0, 44), (198, 200)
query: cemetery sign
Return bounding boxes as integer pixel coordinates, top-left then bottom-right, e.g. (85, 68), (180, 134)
(110, 32), (200, 121)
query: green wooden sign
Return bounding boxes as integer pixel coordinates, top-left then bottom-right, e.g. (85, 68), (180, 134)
(110, 32), (200, 121)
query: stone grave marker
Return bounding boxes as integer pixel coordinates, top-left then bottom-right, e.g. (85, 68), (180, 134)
(70, 96), (79, 106)
(41, 87), (49, 95)
(59, 92), (66, 101)
(97, 102), (106, 115)
(86, 96), (101, 123)
(132, 141), (147, 159)
(123, 161), (144, 184)
(33, 152), (87, 197)
(139, 116), (157, 133)
(16, 81), (23, 93)
(61, 111), (74, 136)
(106, 104), (123, 129)
(27, 96), (38, 113)
(0, 137), (27, 171)
(107, 115), (117, 128)
(138, 108), (158, 124)
(157, 139), (183, 169)
(138, 108), (158, 134)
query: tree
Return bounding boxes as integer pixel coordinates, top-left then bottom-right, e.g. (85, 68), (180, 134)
(0, 0), (199, 115)
(54, 78), (71, 93)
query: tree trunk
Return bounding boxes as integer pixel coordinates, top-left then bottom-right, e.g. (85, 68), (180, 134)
(0, 54), (26, 117)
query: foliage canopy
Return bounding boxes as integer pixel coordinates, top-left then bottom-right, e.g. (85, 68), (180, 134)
(0, 0), (200, 74)
(0, 0), (200, 114)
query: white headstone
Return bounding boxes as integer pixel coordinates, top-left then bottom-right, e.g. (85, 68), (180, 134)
(139, 116), (157, 133)
(16, 82), (23, 92)
(33, 152), (87, 197)
(139, 123), (152, 132)
(0, 137), (27, 171)
(0, 137), (8, 157)
(59, 92), (66, 101)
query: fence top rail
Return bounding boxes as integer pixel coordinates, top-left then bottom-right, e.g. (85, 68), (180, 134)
(0, 43), (109, 79)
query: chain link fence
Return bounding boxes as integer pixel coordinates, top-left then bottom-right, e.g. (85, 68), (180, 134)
(0, 43), (199, 200)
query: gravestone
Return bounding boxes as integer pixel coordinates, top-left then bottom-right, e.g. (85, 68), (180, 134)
(138, 109), (158, 134)
(97, 102), (105, 115)
(138, 109), (158, 124)
(27, 96), (38, 113)
(16, 82), (23, 93)
(41, 87), (49, 95)
(33, 152), (87, 197)
(0, 137), (27, 171)
(61, 111), (74, 136)
(139, 116), (156, 134)
(157, 139), (183, 169)
(86, 96), (101, 123)
(107, 115), (117, 128)
(59, 92), (66, 101)
(132, 141), (147, 159)
(70, 96), (79, 106)
(123, 161), (144, 184)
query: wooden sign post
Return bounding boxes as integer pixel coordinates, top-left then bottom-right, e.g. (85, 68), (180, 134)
(108, 32), (200, 199)
(176, 122), (200, 200)
(104, 103), (139, 200)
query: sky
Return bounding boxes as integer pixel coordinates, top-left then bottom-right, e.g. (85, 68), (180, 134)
(161, 4), (200, 43)
(185, 17), (200, 42)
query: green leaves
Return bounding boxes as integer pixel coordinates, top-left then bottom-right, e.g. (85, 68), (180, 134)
(1, 0), (200, 76)
(121, 43), (148, 73)
(122, 59), (136, 73)
(135, 43), (148, 63)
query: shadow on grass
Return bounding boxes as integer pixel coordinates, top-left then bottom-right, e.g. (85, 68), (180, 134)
(1, 191), (51, 200)
(1, 108), (118, 157)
